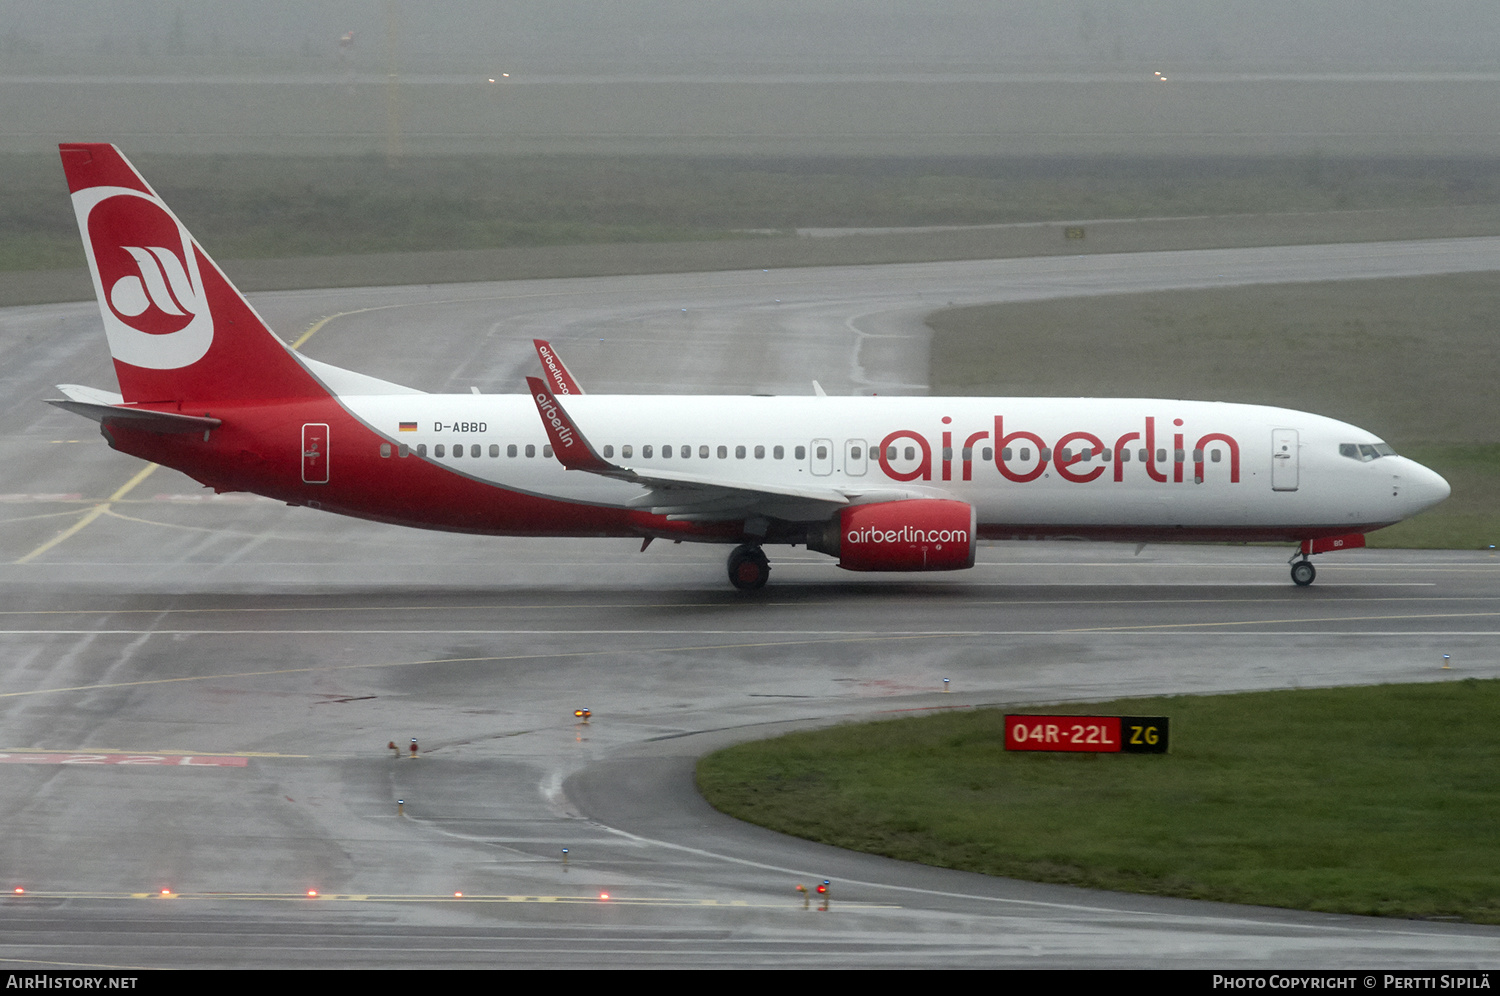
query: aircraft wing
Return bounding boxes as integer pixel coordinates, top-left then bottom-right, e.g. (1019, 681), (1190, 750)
(523, 377), (927, 521)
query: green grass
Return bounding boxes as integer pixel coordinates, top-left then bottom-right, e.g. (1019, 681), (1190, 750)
(927, 274), (1500, 549)
(698, 681), (1500, 922)
(11, 152), (1500, 271)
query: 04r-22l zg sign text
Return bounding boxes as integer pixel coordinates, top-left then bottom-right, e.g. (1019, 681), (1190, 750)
(1004, 715), (1169, 753)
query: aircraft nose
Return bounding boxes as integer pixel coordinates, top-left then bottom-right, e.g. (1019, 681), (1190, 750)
(1404, 459), (1451, 512)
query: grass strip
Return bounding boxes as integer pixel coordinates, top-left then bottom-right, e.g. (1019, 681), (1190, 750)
(698, 680), (1500, 923)
(10, 152), (1500, 272)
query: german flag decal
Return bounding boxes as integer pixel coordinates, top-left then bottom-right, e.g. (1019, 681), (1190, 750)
(398, 421), (418, 432)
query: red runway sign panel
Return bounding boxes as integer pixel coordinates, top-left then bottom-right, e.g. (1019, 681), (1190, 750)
(1004, 715), (1169, 753)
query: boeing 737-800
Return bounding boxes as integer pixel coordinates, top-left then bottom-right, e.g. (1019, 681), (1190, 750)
(48, 144), (1450, 589)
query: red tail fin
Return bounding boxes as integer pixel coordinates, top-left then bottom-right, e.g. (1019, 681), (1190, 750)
(59, 143), (327, 406)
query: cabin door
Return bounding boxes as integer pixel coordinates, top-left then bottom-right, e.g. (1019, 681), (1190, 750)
(302, 423), (330, 484)
(1271, 428), (1298, 492)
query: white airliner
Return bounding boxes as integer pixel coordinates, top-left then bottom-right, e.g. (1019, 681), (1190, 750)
(49, 143), (1450, 589)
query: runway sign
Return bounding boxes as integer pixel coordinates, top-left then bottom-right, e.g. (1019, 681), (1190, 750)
(1004, 715), (1169, 753)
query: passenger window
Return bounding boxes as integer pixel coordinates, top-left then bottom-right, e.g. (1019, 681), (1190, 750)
(718, 445), (727, 459)
(380, 443), (391, 458)
(1156, 449), (1166, 462)
(453, 445), (463, 459)
(1138, 449), (1147, 462)
(622, 445), (633, 459)
(1211, 450), (1221, 463)
(736, 445), (746, 459)
(489, 444), (499, 457)
(1100, 449), (1110, 462)
(603, 445), (614, 458)
(1019, 447), (1030, 460)
(1174, 448), (1185, 462)
(525, 444), (535, 458)
(886, 446), (896, 460)
(1060, 447), (1072, 461)
(507, 444), (517, 457)
(543, 445), (553, 458)
(903, 446), (915, 460)
(417, 443), (427, 457)
(754, 445), (765, 459)
(960, 447), (971, 460)
(774, 446), (784, 459)
(471, 444), (481, 458)
(795, 446), (806, 460)
(851, 446), (863, 460)
(1192, 448), (1204, 462)
(941, 447), (952, 460)
(398, 444), (409, 458)
(1040, 448), (1051, 461)
(1120, 449), (1130, 462)
(436, 444), (446, 458)
(699, 445), (709, 459)
(982, 447), (993, 462)
(681, 445), (691, 458)
(663, 445), (672, 459)
(643, 445), (653, 458)
(1002, 448), (1013, 460)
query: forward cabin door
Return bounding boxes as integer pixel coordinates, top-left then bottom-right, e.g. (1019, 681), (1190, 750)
(1271, 428), (1299, 492)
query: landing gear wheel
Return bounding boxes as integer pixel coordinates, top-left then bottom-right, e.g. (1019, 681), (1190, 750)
(727, 544), (770, 591)
(1291, 560), (1316, 586)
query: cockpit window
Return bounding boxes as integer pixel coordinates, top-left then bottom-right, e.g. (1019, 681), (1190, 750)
(1340, 442), (1398, 462)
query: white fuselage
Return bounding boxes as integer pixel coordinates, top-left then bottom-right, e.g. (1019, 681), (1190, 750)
(338, 393), (1449, 539)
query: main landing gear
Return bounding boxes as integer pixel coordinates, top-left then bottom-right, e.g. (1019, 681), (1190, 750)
(727, 544), (771, 591)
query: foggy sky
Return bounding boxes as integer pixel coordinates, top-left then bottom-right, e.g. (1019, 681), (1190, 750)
(4, 1), (1500, 73)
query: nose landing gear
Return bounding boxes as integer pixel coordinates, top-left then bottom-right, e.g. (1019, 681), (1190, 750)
(1290, 558), (1316, 586)
(1288, 534), (1366, 586)
(727, 544), (771, 591)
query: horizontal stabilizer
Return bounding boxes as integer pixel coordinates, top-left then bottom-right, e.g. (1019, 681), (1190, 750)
(47, 397), (221, 434)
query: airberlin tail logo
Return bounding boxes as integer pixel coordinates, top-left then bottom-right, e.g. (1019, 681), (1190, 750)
(75, 187), (214, 370)
(109, 245), (199, 332)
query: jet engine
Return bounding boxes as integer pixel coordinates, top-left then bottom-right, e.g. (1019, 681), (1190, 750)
(806, 499), (976, 572)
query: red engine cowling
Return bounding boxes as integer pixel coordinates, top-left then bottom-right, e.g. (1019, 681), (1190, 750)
(810, 499), (977, 572)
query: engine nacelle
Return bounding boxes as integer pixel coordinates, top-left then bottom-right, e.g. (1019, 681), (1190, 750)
(807, 499), (977, 572)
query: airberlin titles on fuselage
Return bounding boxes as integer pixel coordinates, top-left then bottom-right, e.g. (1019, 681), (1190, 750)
(410, 410), (1240, 486)
(876, 415), (1240, 485)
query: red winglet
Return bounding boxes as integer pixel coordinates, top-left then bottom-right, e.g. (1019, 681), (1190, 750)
(525, 377), (614, 473)
(533, 340), (585, 395)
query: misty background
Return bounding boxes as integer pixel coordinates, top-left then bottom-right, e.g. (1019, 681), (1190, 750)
(4, 1), (1500, 157)
(7, 2), (1500, 279)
